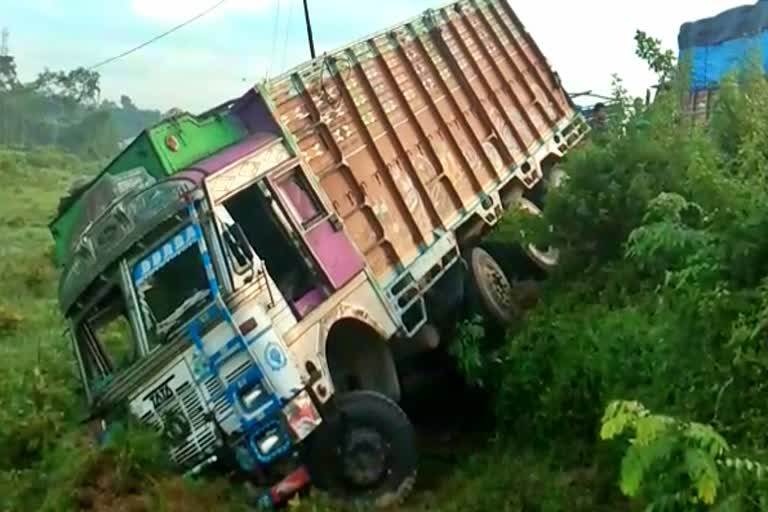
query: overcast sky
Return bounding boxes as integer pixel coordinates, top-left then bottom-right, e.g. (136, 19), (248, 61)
(3, 0), (753, 112)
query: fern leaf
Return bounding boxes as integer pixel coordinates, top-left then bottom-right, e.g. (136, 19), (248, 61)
(685, 447), (720, 505)
(601, 400), (649, 440)
(619, 436), (676, 498)
(684, 422), (729, 457)
(634, 415), (671, 446)
(620, 443), (645, 497)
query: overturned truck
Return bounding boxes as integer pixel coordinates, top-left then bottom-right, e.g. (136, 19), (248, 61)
(50, 0), (587, 507)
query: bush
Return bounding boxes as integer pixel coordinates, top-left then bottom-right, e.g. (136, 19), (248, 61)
(601, 401), (768, 509)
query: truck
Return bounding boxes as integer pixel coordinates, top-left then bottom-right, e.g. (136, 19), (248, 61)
(49, 0), (588, 507)
(679, 0), (768, 122)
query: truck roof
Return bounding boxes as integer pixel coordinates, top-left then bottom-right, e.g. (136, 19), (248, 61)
(57, 174), (197, 314)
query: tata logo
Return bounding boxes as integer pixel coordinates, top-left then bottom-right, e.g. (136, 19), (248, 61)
(146, 378), (175, 410)
(264, 342), (287, 371)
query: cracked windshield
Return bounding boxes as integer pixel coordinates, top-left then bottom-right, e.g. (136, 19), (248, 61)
(135, 235), (210, 339)
(5, 0), (768, 511)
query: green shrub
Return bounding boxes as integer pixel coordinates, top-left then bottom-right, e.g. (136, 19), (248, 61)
(601, 401), (768, 509)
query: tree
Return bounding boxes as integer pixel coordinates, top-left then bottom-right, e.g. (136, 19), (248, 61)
(119, 94), (136, 110)
(635, 30), (677, 83)
(0, 55), (18, 91)
(33, 67), (101, 104)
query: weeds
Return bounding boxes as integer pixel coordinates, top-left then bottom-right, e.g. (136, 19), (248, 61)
(0, 304), (23, 335)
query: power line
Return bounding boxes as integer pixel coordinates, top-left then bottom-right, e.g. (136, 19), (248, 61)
(280, 0), (296, 71)
(88, 0), (229, 70)
(266, 0), (283, 78)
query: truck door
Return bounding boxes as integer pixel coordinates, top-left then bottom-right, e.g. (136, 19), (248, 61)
(270, 168), (365, 291)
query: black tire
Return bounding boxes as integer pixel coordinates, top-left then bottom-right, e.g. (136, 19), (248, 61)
(466, 246), (519, 325)
(304, 391), (417, 508)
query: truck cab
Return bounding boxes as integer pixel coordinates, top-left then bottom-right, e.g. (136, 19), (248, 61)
(60, 168), (416, 507)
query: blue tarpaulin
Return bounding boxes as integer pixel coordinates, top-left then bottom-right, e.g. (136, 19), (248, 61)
(679, 1), (768, 90)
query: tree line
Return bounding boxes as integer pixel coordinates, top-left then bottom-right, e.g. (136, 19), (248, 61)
(0, 54), (164, 159)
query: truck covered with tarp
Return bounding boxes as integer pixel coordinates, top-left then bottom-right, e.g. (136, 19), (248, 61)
(679, 0), (768, 119)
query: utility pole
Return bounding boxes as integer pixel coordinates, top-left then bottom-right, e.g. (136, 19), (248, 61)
(1, 28), (9, 57)
(302, 0), (316, 59)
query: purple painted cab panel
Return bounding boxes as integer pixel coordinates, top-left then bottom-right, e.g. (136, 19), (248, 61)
(232, 90), (281, 137)
(191, 133), (278, 176)
(304, 221), (366, 290)
(293, 288), (326, 317)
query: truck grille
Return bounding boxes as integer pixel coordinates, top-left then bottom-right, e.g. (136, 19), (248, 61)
(140, 380), (219, 468)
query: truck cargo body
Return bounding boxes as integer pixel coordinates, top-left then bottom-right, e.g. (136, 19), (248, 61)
(269, 0), (582, 286)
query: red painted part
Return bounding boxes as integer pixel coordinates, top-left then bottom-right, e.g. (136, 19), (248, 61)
(165, 135), (179, 152)
(268, 466), (312, 505)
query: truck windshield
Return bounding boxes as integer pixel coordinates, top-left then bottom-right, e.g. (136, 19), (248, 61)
(133, 225), (211, 341)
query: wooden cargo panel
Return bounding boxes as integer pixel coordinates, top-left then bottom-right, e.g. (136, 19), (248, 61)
(269, 0), (576, 281)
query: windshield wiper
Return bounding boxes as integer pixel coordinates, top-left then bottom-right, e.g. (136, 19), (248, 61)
(156, 289), (211, 336)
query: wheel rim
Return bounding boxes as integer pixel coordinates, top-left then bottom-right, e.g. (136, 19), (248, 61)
(474, 250), (515, 315)
(526, 242), (560, 268)
(341, 427), (390, 488)
(517, 198), (560, 269)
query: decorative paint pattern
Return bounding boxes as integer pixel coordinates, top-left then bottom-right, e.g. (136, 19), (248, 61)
(206, 143), (291, 201)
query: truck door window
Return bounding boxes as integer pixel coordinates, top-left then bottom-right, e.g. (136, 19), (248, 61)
(223, 182), (324, 316)
(75, 287), (138, 391)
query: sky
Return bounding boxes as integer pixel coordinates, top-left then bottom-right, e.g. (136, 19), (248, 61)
(1, 0), (755, 113)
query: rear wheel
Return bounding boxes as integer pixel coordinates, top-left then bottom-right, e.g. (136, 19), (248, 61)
(516, 197), (560, 271)
(467, 246), (517, 325)
(305, 391), (417, 508)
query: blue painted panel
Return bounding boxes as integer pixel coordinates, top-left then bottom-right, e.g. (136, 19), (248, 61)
(133, 225), (198, 283)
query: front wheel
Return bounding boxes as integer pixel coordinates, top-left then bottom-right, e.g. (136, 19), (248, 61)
(304, 391), (417, 508)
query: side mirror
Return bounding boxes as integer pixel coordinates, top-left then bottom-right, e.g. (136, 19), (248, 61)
(231, 224), (254, 260)
(224, 224), (254, 271)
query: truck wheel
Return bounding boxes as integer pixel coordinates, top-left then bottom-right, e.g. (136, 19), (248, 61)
(305, 391), (417, 508)
(467, 246), (519, 324)
(517, 197), (560, 270)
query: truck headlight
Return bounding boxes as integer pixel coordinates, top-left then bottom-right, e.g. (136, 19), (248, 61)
(239, 382), (267, 411)
(256, 428), (282, 456)
(250, 424), (290, 463)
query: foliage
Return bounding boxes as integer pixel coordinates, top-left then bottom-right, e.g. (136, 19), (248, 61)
(450, 30), (768, 512)
(635, 30), (677, 82)
(33, 67), (102, 104)
(449, 316), (489, 387)
(0, 304), (23, 335)
(0, 56), (161, 157)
